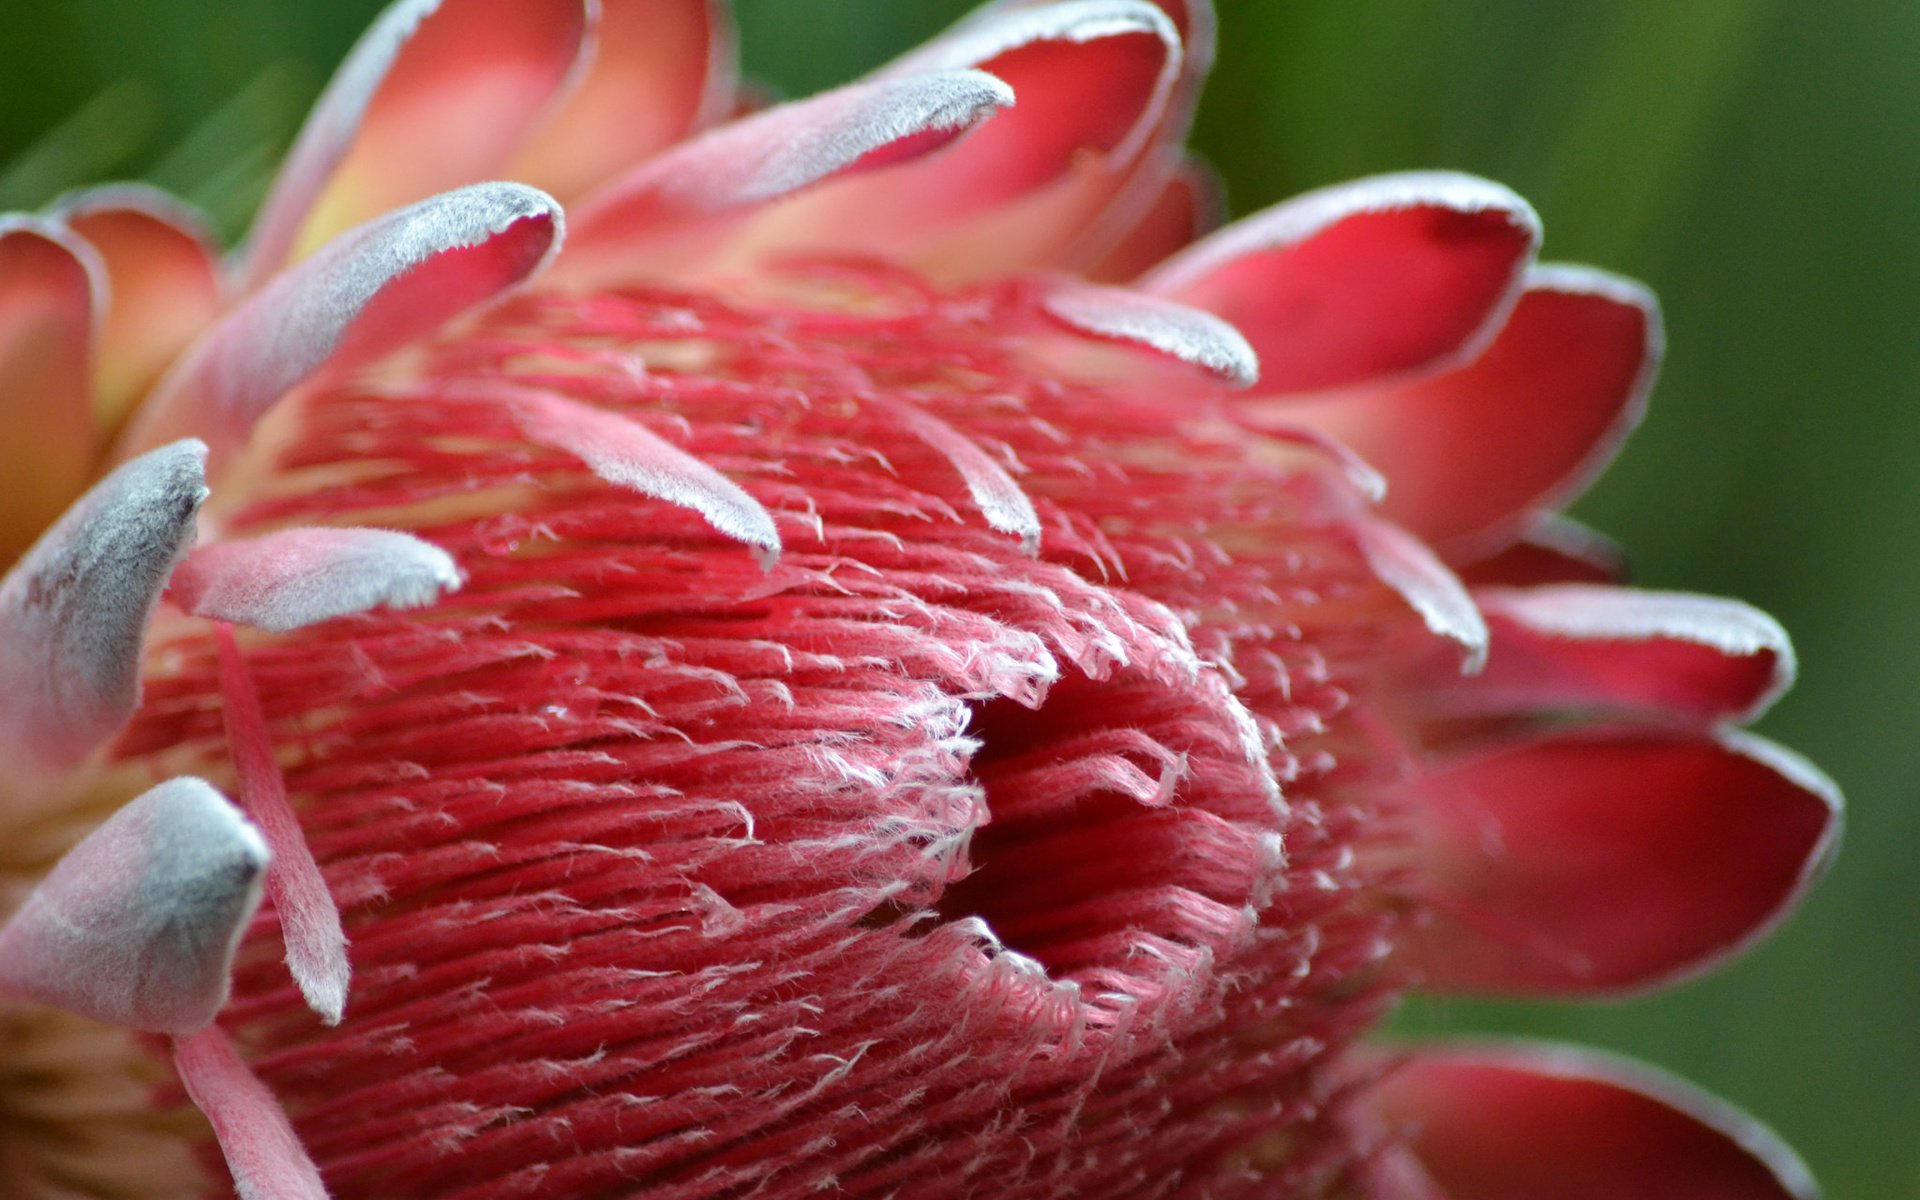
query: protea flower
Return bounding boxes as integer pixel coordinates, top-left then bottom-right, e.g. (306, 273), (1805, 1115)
(0, 2), (1841, 1197)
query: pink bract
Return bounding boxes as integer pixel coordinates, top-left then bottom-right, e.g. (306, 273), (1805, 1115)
(0, 2), (1837, 1198)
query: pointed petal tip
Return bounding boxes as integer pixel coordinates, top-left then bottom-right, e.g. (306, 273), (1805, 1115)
(1041, 280), (1259, 385)
(1463, 584), (1797, 724)
(177, 527), (464, 632)
(0, 777), (266, 1035)
(125, 183), (562, 462)
(0, 439), (208, 771)
(1355, 517), (1487, 673)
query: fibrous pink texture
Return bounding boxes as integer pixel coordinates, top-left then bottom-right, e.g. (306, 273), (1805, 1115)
(122, 266), (1412, 1197)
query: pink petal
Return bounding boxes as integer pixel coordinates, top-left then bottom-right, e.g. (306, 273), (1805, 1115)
(216, 625), (351, 1024)
(53, 185), (224, 432)
(122, 183), (562, 465)
(0, 216), (100, 561)
(510, 0), (736, 201)
(174, 1024), (330, 1200)
(1353, 516), (1488, 673)
(0, 441), (207, 773)
(1431, 585), (1794, 725)
(743, 0), (1181, 281)
(1458, 516), (1627, 587)
(1145, 172), (1539, 393)
(505, 386), (782, 565)
(239, 0), (588, 286)
(561, 70), (1013, 283)
(175, 527), (462, 633)
(1368, 1042), (1818, 1200)
(1403, 728), (1840, 996)
(876, 397), (1043, 552)
(1274, 265), (1662, 558)
(1082, 155), (1221, 281)
(0, 777), (266, 1034)
(1039, 276), (1258, 384)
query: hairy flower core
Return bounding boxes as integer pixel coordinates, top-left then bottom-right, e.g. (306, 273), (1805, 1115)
(74, 264), (1409, 1197)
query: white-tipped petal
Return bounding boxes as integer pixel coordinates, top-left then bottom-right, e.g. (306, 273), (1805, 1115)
(1354, 516), (1487, 673)
(1041, 279), (1258, 385)
(563, 70), (1012, 282)
(0, 778), (267, 1035)
(880, 399), (1042, 553)
(123, 183), (563, 464)
(240, 0), (589, 286)
(175, 528), (463, 633)
(1146, 171), (1540, 394)
(1458, 584), (1795, 723)
(507, 388), (782, 566)
(0, 440), (207, 772)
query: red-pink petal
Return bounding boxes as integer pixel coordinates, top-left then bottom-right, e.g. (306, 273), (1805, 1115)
(1039, 276), (1258, 385)
(561, 70), (1013, 283)
(1353, 516), (1488, 673)
(505, 386), (783, 564)
(1432, 585), (1793, 725)
(217, 625), (351, 1024)
(239, 0), (588, 286)
(1368, 1043), (1818, 1200)
(175, 527), (462, 633)
(175, 1025), (330, 1200)
(1403, 728), (1840, 996)
(0, 778), (266, 1034)
(751, 0), (1181, 281)
(53, 185), (224, 432)
(1458, 516), (1627, 587)
(1145, 172), (1539, 393)
(1274, 264), (1662, 558)
(1082, 155), (1221, 281)
(0, 216), (99, 559)
(0, 441), (206, 773)
(875, 396), (1043, 551)
(510, 0), (736, 201)
(123, 183), (562, 465)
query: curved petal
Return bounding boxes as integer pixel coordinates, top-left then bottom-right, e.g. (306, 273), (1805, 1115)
(0, 216), (100, 562)
(1038, 276), (1257, 385)
(0, 777), (267, 1035)
(876, 396), (1042, 552)
(1354, 516), (1488, 674)
(748, 0), (1182, 282)
(1145, 172), (1540, 393)
(239, 0), (588, 286)
(510, 0), (736, 201)
(1273, 265), (1662, 558)
(123, 183), (562, 464)
(174, 527), (463, 632)
(1368, 1043), (1819, 1200)
(175, 1025), (330, 1200)
(216, 625), (350, 1025)
(1430, 585), (1794, 725)
(52, 185), (224, 433)
(561, 70), (1013, 284)
(1403, 728), (1840, 997)
(505, 386), (782, 565)
(1458, 516), (1627, 587)
(0, 441), (207, 773)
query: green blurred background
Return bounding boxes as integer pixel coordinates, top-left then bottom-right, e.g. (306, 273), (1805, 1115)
(1, 1), (1912, 1194)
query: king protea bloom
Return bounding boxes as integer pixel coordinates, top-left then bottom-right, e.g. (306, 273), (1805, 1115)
(0, 2), (1839, 1197)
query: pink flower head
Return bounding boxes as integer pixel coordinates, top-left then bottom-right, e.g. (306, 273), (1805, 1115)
(0, 2), (1839, 1197)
